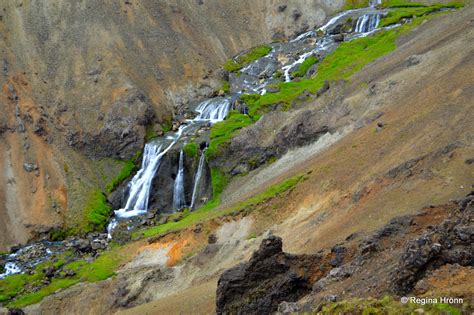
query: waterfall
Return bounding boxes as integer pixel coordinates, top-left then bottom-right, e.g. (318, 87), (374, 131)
(369, 0), (382, 7)
(0, 262), (21, 279)
(355, 14), (381, 33)
(195, 98), (231, 122)
(114, 127), (185, 218)
(190, 149), (206, 209)
(318, 9), (358, 33)
(172, 150), (186, 211)
(112, 97), (231, 222)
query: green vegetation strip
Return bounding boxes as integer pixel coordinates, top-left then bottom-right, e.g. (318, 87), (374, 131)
(1, 247), (130, 308)
(291, 55), (318, 78)
(381, 0), (464, 8)
(344, 0), (369, 10)
(207, 7), (460, 160)
(320, 296), (467, 315)
(183, 142), (198, 157)
(106, 160), (137, 193)
(380, 2), (463, 27)
(224, 45), (272, 72)
(134, 174), (306, 239)
(206, 111), (254, 159)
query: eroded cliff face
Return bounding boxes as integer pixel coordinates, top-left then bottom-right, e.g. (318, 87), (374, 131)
(0, 0), (345, 250)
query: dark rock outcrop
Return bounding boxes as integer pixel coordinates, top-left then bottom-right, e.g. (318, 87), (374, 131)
(216, 235), (322, 315)
(392, 192), (474, 294)
(147, 147), (212, 213)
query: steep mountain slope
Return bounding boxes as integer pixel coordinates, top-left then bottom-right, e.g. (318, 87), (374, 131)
(0, 0), (345, 250)
(5, 2), (471, 314)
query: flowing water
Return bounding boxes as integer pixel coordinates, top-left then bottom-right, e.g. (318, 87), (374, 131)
(172, 150), (186, 211)
(190, 149), (207, 209)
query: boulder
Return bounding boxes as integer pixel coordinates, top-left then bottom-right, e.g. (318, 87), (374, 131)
(216, 235), (322, 315)
(392, 192), (474, 294)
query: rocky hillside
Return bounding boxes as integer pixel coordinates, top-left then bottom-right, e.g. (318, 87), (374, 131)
(0, 0), (472, 314)
(0, 0), (345, 250)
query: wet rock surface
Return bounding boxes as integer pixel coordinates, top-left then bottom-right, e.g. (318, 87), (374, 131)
(216, 235), (322, 315)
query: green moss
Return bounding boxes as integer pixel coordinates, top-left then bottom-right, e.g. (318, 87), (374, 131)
(206, 111), (254, 160)
(161, 119), (173, 133)
(145, 124), (158, 141)
(291, 55), (318, 78)
(246, 232), (257, 240)
(7, 278), (80, 307)
(223, 59), (243, 72)
(183, 142), (198, 157)
(79, 189), (112, 233)
(220, 80), (230, 94)
(134, 174), (305, 239)
(106, 160), (137, 193)
(320, 296), (468, 314)
(381, 0), (427, 7)
(242, 23), (410, 114)
(48, 228), (69, 241)
(223, 45), (272, 72)
(273, 70), (283, 79)
(344, 0), (369, 10)
(380, 3), (463, 26)
(210, 167), (229, 196)
(4, 248), (128, 308)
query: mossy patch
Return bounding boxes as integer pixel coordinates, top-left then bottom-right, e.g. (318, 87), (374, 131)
(320, 296), (467, 314)
(206, 111), (254, 160)
(134, 174), (306, 239)
(3, 247), (130, 308)
(224, 45), (272, 72)
(379, 3), (462, 27)
(106, 160), (137, 193)
(161, 119), (173, 133)
(183, 142), (198, 157)
(220, 80), (230, 94)
(291, 55), (318, 78)
(145, 124), (158, 141)
(381, 0), (464, 8)
(75, 189), (112, 233)
(344, 0), (369, 10)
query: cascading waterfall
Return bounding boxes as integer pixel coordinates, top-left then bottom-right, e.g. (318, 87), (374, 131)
(0, 262), (21, 279)
(110, 98), (231, 227)
(355, 14), (381, 33)
(190, 149), (207, 209)
(114, 126), (185, 219)
(195, 98), (232, 122)
(369, 0), (382, 7)
(104, 0), (398, 238)
(172, 150), (186, 211)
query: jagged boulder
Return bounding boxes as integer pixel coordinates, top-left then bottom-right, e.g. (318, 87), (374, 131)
(216, 235), (322, 315)
(392, 192), (474, 294)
